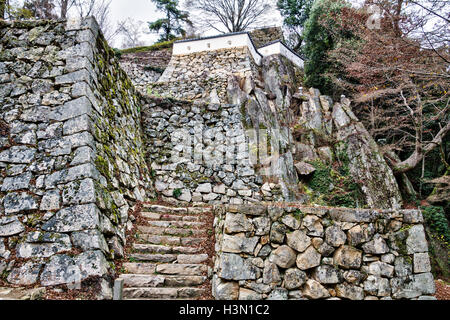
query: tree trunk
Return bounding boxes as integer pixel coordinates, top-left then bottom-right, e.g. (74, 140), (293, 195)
(391, 120), (450, 174)
(60, 0), (68, 19)
(0, 0), (6, 19)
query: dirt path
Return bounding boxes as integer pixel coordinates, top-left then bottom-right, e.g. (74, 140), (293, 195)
(434, 280), (450, 300)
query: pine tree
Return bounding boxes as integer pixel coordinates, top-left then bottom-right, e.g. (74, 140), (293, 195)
(277, 0), (314, 50)
(148, 0), (191, 42)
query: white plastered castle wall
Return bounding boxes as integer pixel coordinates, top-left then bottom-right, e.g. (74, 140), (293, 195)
(258, 41), (304, 68)
(172, 33), (263, 65)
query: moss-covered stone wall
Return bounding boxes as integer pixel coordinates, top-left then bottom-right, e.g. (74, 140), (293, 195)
(0, 18), (152, 295)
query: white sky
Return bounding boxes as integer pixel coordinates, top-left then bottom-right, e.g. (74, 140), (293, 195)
(108, 0), (162, 47)
(11, 0), (282, 48)
(107, 0), (282, 48)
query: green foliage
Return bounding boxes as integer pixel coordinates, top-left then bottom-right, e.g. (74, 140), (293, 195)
(277, 0), (314, 50)
(144, 65), (165, 73)
(4, 1), (34, 19)
(308, 160), (333, 194)
(302, 0), (350, 94)
(307, 158), (365, 208)
(292, 208), (305, 221)
(120, 39), (176, 54)
(173, 188), (182, 198)
(278, 0), (314, 28)
(421, 205), (450, 243)
(148, 0), (191, 42)
(112, 48), (122, 59)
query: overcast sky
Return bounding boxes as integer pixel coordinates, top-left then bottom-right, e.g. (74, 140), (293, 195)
(107, 0), (282, 48)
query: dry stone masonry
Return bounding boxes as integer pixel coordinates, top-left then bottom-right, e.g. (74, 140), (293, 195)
(0, 17), (436, 300)
(248, 27), (285, 48)
(0, 18), (152, 293)
(153, 47), (258, 101)
(213, 204), (435, 300)
(141, 96), (273, 205)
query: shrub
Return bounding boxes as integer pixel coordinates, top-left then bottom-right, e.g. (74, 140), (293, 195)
(421, 205), (450, 243)
(173, 188), (182, 198)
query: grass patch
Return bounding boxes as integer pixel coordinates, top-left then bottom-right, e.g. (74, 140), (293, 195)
(120, 39), (176, 54)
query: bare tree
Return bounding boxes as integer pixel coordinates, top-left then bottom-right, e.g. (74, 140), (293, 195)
(323, 0), (449, 175)
(116, 18), (146, 49)
(23, 0), (57, 19)
(55, 0), (76, 18)
(185, 0), (272, 33)
(73, 0), (116, 41)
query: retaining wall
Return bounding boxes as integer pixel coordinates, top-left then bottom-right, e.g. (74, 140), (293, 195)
(0, 18), (152, 291)
(213, 204), (435, 300)
(141, 97), (284, 205)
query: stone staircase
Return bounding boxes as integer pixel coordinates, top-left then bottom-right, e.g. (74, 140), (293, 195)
(119, 204), (214, 300)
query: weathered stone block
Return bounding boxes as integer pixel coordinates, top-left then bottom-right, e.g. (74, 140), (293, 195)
(406, 225), (428, 254)
(49, 96), (92, 121)
(269, 245), (297, 268)
(325, 225), (347, 247)
(3, 192), (38, 214)
(42, 203), (100, 232)
(286, 229), (311, 253)
(336, 283), (365, 300)
(296, 246), (321, 270)
(219, 253), (259, 281)
(362, 234), (389, 254)
(224, 213), (253, 234)
(0, 216), (25, 236)
(284, 268), (307, 289)
(312, 265), (342, 284)
(333, 245), (362, 269)
(222, 233), (259, 254)
(302, 279), (330, 299)
(413, 252), (431, 273)
(7, 261), (43, 286)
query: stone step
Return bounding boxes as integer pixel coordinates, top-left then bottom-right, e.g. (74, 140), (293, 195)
(0, 287), (45, 300)
(145, 220), (205, 229)
(123, 287), (205, 299)
(130, 253), (209, 264)
(138, 234), (207, 246)
(122, 262), (156, 274)
(180, 237), (207, 246)
(133, 243), (203, 254)
(177, 254), (209, 264)
(120, 274), (207, 288)
(129, 253), (177, 263)
(121, 204), (212, 300)
(142, 212), (202, 222)
(142, 204), (211, 215)
(155, 264), (208, 276)
(137, 225), (205, 237)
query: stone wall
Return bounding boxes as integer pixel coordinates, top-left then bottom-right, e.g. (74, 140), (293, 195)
(119, 61), (161, 92)
(212, 204), (435, 300)
(141, 97), (278, 204)
(249, 27), (284, 48)
(154, 47), (258, 101)
(0, 18), (152, 291)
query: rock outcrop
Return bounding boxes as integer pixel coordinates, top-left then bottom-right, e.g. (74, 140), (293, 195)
(292, 88), (403, 209)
